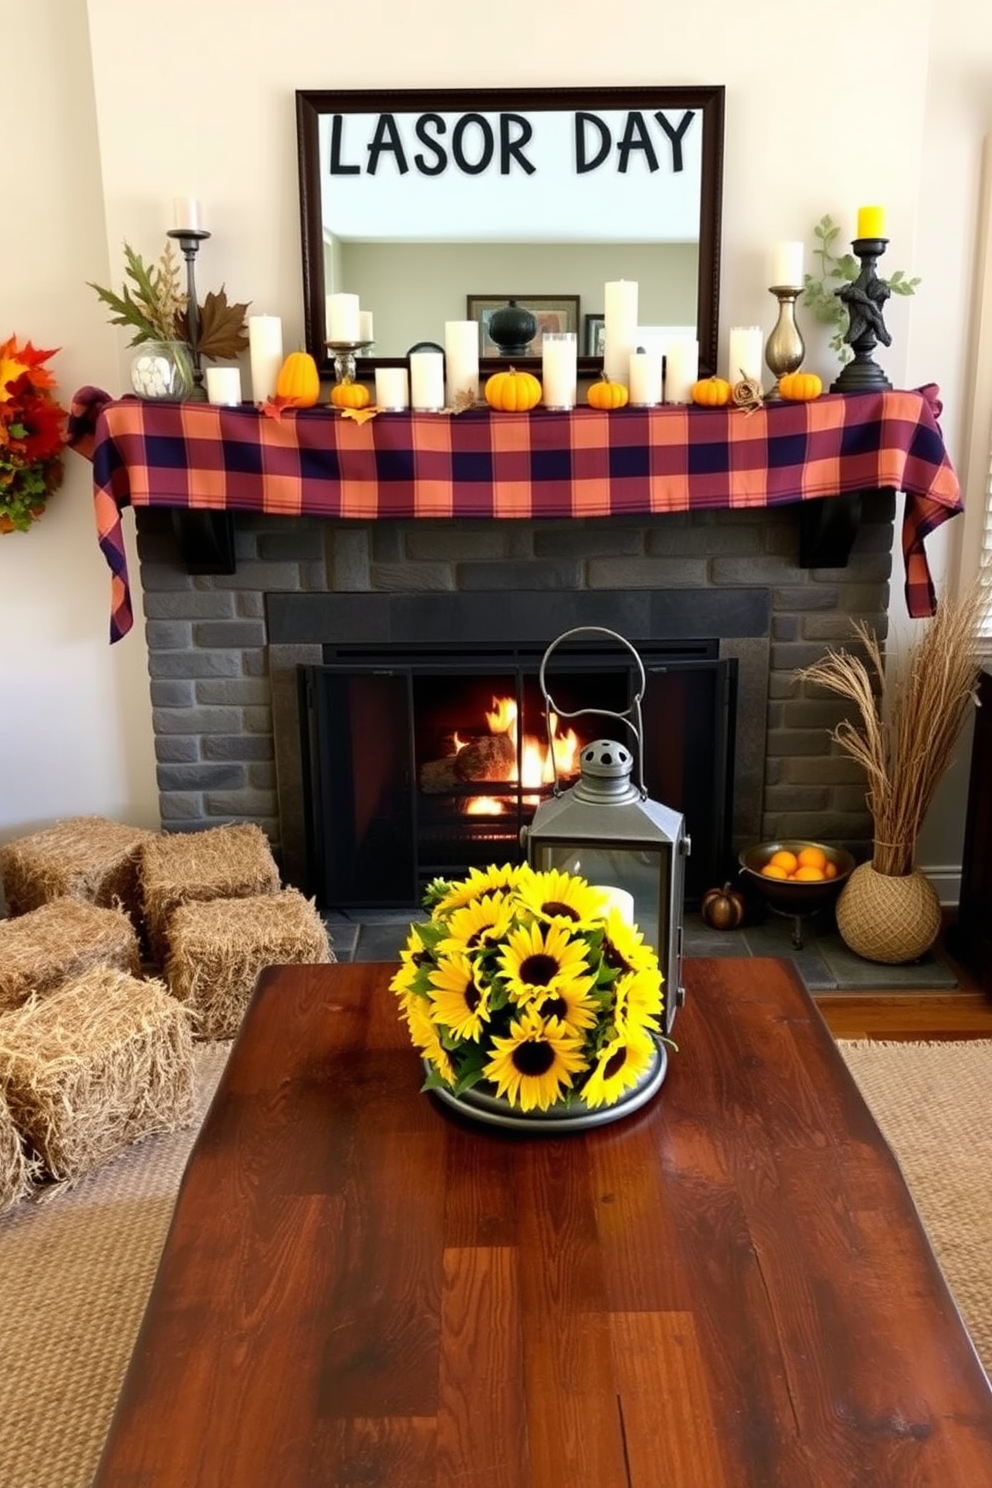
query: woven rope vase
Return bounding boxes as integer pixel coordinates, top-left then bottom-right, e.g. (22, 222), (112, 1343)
(835, 862), (942, 964)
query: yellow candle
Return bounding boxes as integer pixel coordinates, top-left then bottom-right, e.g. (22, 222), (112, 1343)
(856, 205), (886, 239)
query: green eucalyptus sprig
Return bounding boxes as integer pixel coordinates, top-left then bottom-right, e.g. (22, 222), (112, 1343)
(802, 214), (920, 363)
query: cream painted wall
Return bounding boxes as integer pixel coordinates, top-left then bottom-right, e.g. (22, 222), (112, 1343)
(6, 0), (992, 892)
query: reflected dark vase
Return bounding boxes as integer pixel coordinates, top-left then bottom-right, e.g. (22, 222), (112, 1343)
(488, 299), (537, 356)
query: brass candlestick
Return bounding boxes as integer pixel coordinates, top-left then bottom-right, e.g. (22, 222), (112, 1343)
(764, 286), (805, 397)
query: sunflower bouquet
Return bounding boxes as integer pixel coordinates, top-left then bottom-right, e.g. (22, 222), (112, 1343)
(390, 863), (667, 1114)
(0, 335), (68, 533)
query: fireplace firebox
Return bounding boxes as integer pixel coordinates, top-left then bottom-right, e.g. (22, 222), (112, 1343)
(301, 639), (736, 910)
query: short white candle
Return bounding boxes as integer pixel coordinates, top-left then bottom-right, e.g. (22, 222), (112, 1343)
(205, 366), (242, 406)
(444, 320), (480, 406)
(592, 885), (635, 925)
(664, 338), (698, 403)
(374, 366), (410, 410)
(247, 315), (283, 403)
(770, 240), (804, 289)
(173, 196), (203, 232)
(358, 310), (374, 343)
(326, 292), (361, 343)
(603, 279), (638, 386)
(628, 349), (662, 406)
(728, 325), (763, 384)
(409, 350), (445, 411)
(541, 332), (577, 410)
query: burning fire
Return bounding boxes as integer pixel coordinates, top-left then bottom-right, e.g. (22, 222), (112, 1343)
(455, 695), (579, 814)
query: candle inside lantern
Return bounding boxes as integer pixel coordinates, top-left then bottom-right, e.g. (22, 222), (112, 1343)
(728, 325), (763, 384)
(326, 292), (361, 342)
(444, 320), (480, 406)
(628, 349), (662, 406)
(592, 885), (635, 925)
(603, 279), (638, 385)
(409, 350), (445, 411)
(247, 314), (283, 403)
(172, 196), (203, 232)
(541, 332), (577, 409)
(664, 337), (698, 403)
(770, 240), (804, 289)
(856, 204), (886, 239)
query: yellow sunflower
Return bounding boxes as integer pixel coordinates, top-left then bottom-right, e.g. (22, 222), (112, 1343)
(513, 866), (606, 928)
(403, 995), (459, 1085)
(436, 892), (516, 955)
(600, 912), (660, 978)
(390, 935), (431, 998)
(427, 952), (490, 1040)
(497, 918), (596, 1007)
(580, 1028), (657, 1108)
(483, 1007), (587, 1111)
(533, 978), (600, 1035)
(613, 967), (663, 1036)
(430, 863), (527, 916)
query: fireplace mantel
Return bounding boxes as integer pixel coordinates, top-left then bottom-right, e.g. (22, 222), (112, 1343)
(68, 384), (962, 641)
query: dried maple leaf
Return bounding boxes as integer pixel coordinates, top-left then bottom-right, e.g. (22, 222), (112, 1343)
(177, 288), (250, 361)
(260, 395), (295, 422)
(339, 405), (378, 424)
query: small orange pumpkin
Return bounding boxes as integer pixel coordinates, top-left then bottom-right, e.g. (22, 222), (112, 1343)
(690, 375), (733, 407)
(778, 370), (823, 402)
(701, 882), (746, 931)
(275, 350), (320, 408)
(586, 376), (629, 410)
(329, 379), (371, 410)
(484, 367), (542, 412)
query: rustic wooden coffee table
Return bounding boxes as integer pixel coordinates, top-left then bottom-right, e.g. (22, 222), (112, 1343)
(92, 958), (992, 1487)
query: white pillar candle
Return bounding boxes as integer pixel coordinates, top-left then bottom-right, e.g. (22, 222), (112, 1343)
(173, 196), (203, 231)
(247, 315), (284, 403)
(664, 338), (698, 403)
(592, 885), (635, 925)
(541, 332), (577, 410)
(444, 320), (480, 405)
(205, 366), (242, 405)
(770, 241), (804, 289)
(374, 366), (410, 410)
(628, 349), (662, 406)
(359, 309), (375, 343)
(603, 279), (638, 385)
(728, 325), (763, 384)
(325, 292), (361, 342)
(409, 350), (445, 411)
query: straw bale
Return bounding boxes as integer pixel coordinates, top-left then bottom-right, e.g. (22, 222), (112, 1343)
(0, 967), (195, 1183)
(165, 888), (333, 1040)
(140, 824), (280, 964)
(0, 898), (141, 1012)
(0, 1086), (37, 1214)
(0, 816), (155, 920)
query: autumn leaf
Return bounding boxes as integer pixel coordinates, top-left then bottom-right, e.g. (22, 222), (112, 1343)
(339, 405), (379, 424)
(260, 395), (296, 421)
(178, 287), (250, 361)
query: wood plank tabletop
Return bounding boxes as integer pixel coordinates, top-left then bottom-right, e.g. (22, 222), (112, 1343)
(92, 957), (992, 1487)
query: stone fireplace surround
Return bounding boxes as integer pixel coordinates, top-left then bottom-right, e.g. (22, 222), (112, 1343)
(135, 494), (893, 896)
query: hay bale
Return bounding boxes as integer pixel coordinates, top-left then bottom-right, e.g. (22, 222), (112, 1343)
(0, 1087), (37, 1214)
(0, 968), (195, 1183)
(0, 898), (141, 1012)
(0, 816), (154, 919)
(165, 888), (333, 1040)
(140, 824), (280, 964)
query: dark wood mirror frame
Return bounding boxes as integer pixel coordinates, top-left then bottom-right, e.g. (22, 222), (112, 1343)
(296, 84), (725, 383)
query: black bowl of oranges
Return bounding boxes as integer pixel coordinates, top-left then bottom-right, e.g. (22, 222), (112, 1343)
(738, 839), (857, 917)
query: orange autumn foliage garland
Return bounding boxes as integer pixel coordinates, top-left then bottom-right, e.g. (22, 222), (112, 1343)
(0, 335), (68, 533)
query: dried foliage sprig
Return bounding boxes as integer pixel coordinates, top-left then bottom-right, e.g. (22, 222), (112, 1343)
(796, 583), (990, 876)
(89, 242), (249, 360)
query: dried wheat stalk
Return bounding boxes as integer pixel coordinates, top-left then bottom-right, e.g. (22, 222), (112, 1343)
(796, 581), (990, 876)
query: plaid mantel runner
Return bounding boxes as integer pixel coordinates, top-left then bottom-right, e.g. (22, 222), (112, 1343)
(68, 384), (962, 643)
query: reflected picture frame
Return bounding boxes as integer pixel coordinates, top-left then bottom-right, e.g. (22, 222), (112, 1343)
(584, 313), (606, 357)
(467, 295), (580, 356)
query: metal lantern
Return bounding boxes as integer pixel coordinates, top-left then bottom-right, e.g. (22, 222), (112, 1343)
(521, 628), (690, 1034)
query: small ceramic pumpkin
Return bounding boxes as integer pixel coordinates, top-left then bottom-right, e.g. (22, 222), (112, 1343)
(690, 375), (733, 407)
(586, 376), (629, 410)
(275, 351), (320, 408)
(329, 379), (371, 410)
(701, 881), (746, 931)
(484, 367), (542, 412)
(778, 370), (823, 402)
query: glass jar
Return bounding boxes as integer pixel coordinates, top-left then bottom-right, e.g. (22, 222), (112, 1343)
(130, 340), (194, 401)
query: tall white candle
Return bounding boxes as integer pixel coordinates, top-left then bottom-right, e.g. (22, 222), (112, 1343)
(770, 241), (804, 289)
(444, 320), (480, 405)
(173, 196), (203, 231)
(592, 885), (635, 925)
(325, 292), (361, 342)
(374, 367), (410, 410)
(247, 315), (283, 403)
(603, 279), (638, 385)
(628, 349), (662, 406)
(358, 309), (374, 343)
(664, 338), (698, 403)
(205, 366), (242, 406)
(728, 325), (763, 384)
(541, 332), (577, 410)
(409, 350), (445, 411)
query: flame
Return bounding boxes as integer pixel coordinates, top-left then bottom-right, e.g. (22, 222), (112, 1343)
(455, 696), (579, 814)
(466, 796), (504, 815)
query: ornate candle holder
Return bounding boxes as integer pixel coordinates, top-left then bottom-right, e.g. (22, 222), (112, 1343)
(166, 228), (211, 401)
(325, 340), (374, 384)
(764, 286), (805, 398)
(830, 237), (893, 394)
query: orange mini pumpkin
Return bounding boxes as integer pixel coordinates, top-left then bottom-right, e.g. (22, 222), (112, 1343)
(690, 375), (733, 407)
(329, 379), (371, 410)
(275, 351), (320, 408)
(586, 376), (629, 410)
(484, 367), (542, 412)
(778, 370), (823, 402)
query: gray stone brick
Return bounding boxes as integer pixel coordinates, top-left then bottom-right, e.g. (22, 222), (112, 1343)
(210, 561), (307, 592)
(193, 620), (267, 649)
(158, 763), (246, 792)
(783, 756), (865, 785)
(372, 562), (454, 591)
(588, 557), (709, 587)
(150, 680), (196, 709)
(370, 524), (404, 564)
(534, 526), (643, 560)
(236, 591), (266, 619)
(243, 651), (270, 678)
(249, 762), (277, 790)
(148, 652), (242, 680)
(712, 556), (805, 585)
(144, 620), (192, 650)
(328, 528), (371, 589)
(763, 785), (830, 813)
(154, 736), (200, 763)
(143, 591), (236, 620)
(257, 529), (325, 563)
(774, 585), (840, 612)
(203, 734), (275, 762)
(458, 561), (583, 590)
(243, 707), (274, 734)
(771, 615), (800, 642)
(506, 526), (536, 560)
(204, 790), (278, 818)
(645, 525), (762, 557)
(153, 706), (246, 735)
(159, 793), (205, 821)
(301, 561), (329, 590)
(766, 728), (834, 757)
(139, 563), (197, 593)
(195, 679), (272, 706)
(771, 640), (851, 672)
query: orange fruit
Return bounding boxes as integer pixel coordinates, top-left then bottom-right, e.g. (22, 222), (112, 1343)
(769, 850), (799, 874)
(797, 846), (827, 871)
(793, 865), (826, 882)
(761, 863), (789, 880)
(824, 861), (838, 879)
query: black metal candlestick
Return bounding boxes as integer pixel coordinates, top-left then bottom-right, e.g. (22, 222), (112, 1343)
(830, 236), (893, 393)
(167, 227), (211, 401)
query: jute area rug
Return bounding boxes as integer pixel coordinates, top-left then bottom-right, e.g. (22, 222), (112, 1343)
(0, 1039), (990, 1488)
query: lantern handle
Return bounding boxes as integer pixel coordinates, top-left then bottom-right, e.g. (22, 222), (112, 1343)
(538, 626), (647, 797)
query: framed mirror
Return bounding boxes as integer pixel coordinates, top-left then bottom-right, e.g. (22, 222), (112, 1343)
(296, 85), (724, 382)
